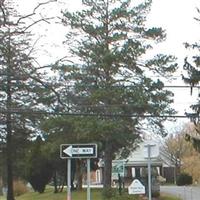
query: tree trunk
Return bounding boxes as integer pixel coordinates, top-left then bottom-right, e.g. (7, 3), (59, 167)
(76, 159), (83, 190)
(103, 140), (112, 188)
(53, 171), (58, 193)
(6, 42), (14, 200)
(6, 43), (15, 200)
(6, 113), (14, 200)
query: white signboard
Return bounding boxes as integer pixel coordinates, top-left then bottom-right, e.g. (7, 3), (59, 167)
(60, 144), (97, 159)
(128, 179), (145, 195)
(143, 142), (159, 158)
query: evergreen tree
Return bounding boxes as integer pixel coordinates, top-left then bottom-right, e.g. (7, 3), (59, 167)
(182, 8), (200, 152)
(0, 1), (58, 199)
(41, 116), (97, 191)
(59, 0), (177, 188)
(24, 136), (53, 193)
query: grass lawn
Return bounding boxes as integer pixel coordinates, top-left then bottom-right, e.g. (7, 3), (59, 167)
(0, 189), (181, 200)
(16, 188), (102, 200)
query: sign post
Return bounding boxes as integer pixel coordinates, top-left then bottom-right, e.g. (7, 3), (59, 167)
(60, 144), (97, 200)
(67, 159), (71, 200)
(87, 158), (91, 200)
(147, 144), (152, 200)
(144, 143), (159, 200)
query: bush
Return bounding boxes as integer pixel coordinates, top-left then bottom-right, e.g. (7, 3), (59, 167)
(13, 180), (28, 196)
(24, 136), (54, 193)
(176, 173), (193, 186)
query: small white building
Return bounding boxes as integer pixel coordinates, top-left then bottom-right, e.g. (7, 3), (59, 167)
(90, 139), (175, 185)
(115, 139), (175, 184)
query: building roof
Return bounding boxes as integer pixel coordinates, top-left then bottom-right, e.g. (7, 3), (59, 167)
(125, 140), (175, 168)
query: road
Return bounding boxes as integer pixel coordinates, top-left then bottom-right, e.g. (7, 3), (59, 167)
(160, 186), (200, 200)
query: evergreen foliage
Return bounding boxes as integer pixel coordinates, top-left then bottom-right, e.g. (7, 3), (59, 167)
(182, 8), (200, 152)
(24, 136), (54, 193)
(176, 172), (193, 186)
(0, 1), (58, 199)
(57, 0), (177, 188)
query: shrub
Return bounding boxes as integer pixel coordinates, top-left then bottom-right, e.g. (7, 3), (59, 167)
(176, 173), (193, 186)
(24, 136), (54, 193)
(13, 180), (28, 196)
(28, 164), (53, 193)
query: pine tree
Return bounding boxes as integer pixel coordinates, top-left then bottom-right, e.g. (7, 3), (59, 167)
(60, 0), (177, 188)
(182, 9), (200, 152)
(0, 1), (58, 199)
(24, 136), (54, 193)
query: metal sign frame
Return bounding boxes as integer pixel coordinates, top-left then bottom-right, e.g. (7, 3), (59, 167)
(60, 143), (97, 159)
(60, 143), (97, 200)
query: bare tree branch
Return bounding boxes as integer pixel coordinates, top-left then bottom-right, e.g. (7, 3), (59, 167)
(27, 36), (42, 57)
(22, 17), (53, 32)
(16, 0), (57, 25)
(29, 74), (65, 107)
(54, 56), (75, 65)
(33, 0), (57, 13)
(0, 0), (7, 27)
(30, 56), (74, 74)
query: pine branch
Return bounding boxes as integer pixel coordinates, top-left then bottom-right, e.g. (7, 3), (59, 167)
(27, 74), (65, 107)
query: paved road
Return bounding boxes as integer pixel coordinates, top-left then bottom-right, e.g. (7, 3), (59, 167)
(160, 186), (200, 200)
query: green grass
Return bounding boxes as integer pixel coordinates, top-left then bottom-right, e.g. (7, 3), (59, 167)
(15, 188), (102, 200)
(0, 189), (181, 200)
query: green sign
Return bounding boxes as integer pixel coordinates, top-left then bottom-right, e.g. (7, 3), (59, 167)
(112, 160), (125, 180)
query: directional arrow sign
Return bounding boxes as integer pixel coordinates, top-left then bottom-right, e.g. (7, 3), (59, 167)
(60, 144), (97, 159)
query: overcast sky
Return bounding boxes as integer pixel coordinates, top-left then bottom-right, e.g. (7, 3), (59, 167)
(16, 0), (200, 130)
(16, 0), (200, 65)
(147, 0), (200, 121)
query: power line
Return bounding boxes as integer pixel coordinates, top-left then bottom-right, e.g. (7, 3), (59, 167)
(59, 84), (200, 89)
(164, 85), (200, 88)
(0, 108), (194, 119)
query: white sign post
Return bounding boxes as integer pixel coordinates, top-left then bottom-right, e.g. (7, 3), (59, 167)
(87, 158), (91, 200)
(128, 179), (145, 195)
(67, 159), (71, 200)
(144, 142), (159, 200)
